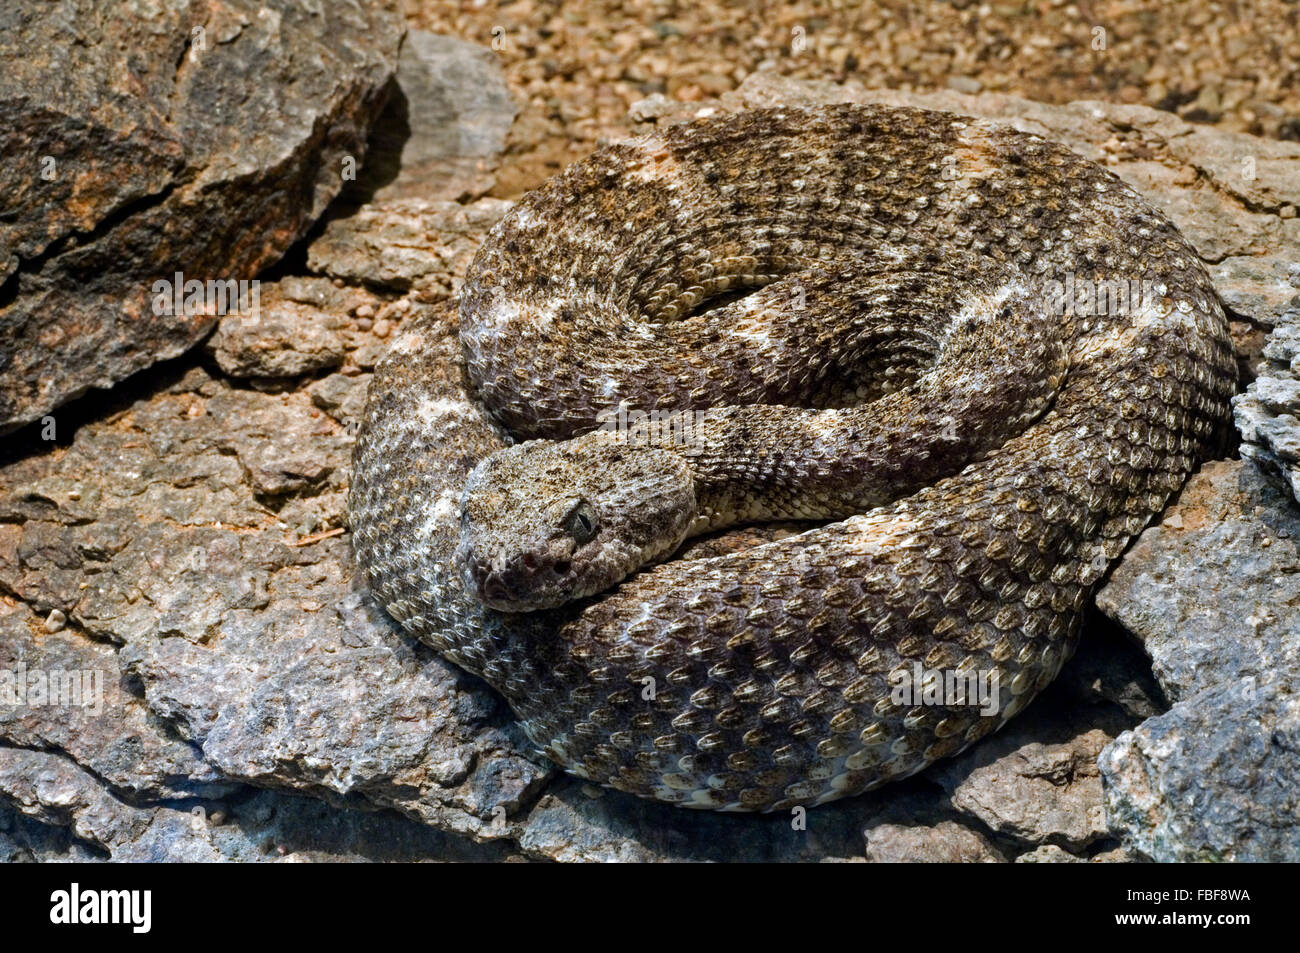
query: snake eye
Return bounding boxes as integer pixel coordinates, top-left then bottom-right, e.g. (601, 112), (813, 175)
(564, 501), (599, 545)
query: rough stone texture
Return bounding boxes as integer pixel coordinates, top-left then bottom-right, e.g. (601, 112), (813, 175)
(1095, 459), (1300, 860)
(1100, 678), (1300, 862)
(0, 354), (551, 840)
(1097, 461), (1300, 704)
(0, 600), (228, 801)
(307, 198), (513, 295)
(0, 802), (102, 863)
(0, 746), (515, 862)
(0, 0), (405, 432)
(339, 30), (517, 206)
(1015, 844), (1084, 863)
(926, 698), (1129, 851)
(1234, 301), (1300, 503)
(204, 279), (357, 379)
(3, 74), (1296, 859)
(1055, 617), (1167, 720)
(861, 801), (1008, 863)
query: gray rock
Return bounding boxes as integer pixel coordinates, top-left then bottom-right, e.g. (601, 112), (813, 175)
(926, 699), (1132, 851)
(861, 800), (1007, 862)
(516, 775), (890, 862)
(1014, 844), (1084, 863)
(0, 602), (227, 800)
(0, 349), (552, 838)
(205, 282), (358, 379)
(1210, 257), (1300, 329)
(341, 30), (517, 205)
(307, 198), (513, 294)
(1096, 460), (1300, 704)
(0, 0), (405, 432)
(1055, 618), (1167, 719)
(0, 802), (103, 863)
(1235, 303), (1300, 503)
(0, 747), (514, 862)
(1097, 459), (1300, 858)
(1100, 678), (1300, 862)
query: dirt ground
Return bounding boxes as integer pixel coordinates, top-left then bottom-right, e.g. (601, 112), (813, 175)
(409, 0), (1300, 198)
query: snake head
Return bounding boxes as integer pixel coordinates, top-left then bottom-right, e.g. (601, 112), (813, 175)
(457, 433), (697, 612)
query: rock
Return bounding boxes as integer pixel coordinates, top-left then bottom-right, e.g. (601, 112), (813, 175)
(1234, 303), (1300, 503)
(0, 601), (228, 800)
(926, 698), (1132, 851)
(1015, 844), (1084, 863)
(0, 336), (553, 838)
(862, 801), (1007, 862)
(1100, 678), (1300, 861)
(1055, 617), (1167, 719)
(864, 819), (1005, 862)
(516, 775), (895, 862)
(0, 747), (513, 862)
(204, 283), (355, 379)
(0, 0), (405, 432)
(340, 30), (517, 205)
(1096, 461), (1300, 704)
(0, 802), (103, 863)
(1096, 459), (1300, 858)
(1210, 257), (1300, 329)
(307, 198), (513, 294)
(946, 76), (984, 94)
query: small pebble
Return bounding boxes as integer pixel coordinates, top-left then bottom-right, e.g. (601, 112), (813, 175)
(372, 319), (391, 338)
(44, 609), (67, 633)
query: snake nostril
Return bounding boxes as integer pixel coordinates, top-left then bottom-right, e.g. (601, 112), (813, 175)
(482, 575), (508, 601)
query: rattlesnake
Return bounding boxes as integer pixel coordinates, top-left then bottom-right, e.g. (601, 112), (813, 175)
(348, 105), (1235, 811)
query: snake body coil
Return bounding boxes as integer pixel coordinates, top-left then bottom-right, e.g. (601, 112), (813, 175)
(348, 106), (1235, 811)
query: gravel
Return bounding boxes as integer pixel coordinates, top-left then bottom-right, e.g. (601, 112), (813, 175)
(409, 0), (1300, 197)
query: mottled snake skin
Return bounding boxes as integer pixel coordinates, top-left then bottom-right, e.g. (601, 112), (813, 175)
(347, 105), (1235, 811)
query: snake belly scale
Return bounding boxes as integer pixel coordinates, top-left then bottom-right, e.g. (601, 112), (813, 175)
(347, 105), (1235, 811)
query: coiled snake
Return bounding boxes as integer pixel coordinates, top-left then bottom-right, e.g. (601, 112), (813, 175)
(348, 105), (1235, 811)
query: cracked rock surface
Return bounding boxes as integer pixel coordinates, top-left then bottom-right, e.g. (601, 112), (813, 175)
(3, 67), (1298, 860)
(1235, 301), (1300, 504)
(1096, 460), (1300, 860)
(0, 0), (405, 433)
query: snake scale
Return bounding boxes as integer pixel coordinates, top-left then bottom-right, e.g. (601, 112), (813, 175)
(348, 105), (1236, 811)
